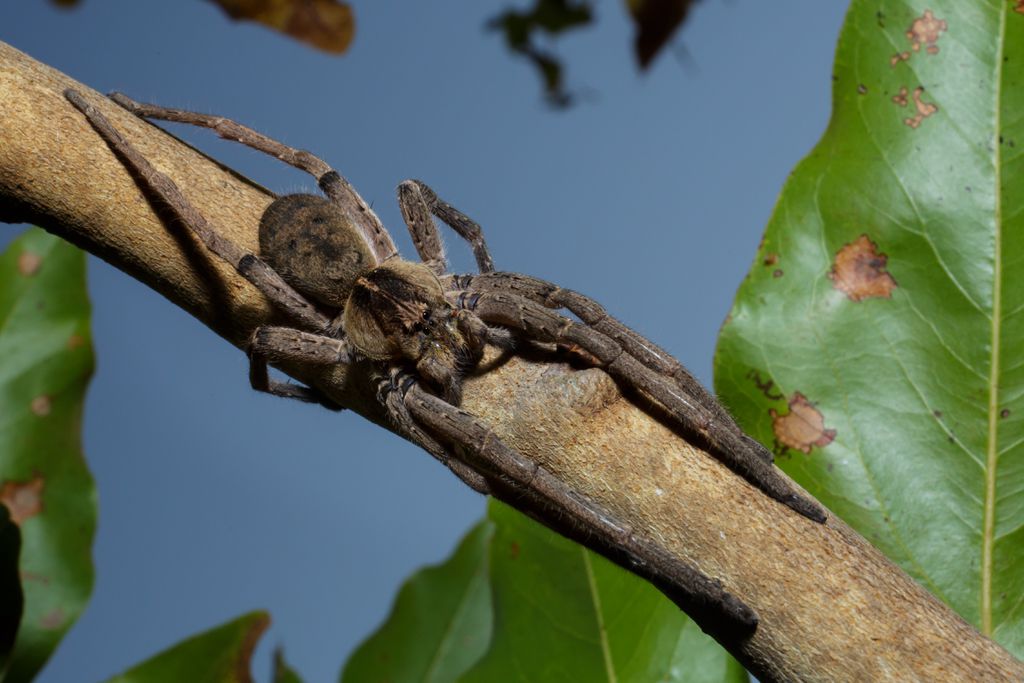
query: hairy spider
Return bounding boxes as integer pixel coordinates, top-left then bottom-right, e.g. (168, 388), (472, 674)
(65, 89), (825, 635)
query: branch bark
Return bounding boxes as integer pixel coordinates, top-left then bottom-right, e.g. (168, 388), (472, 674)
(1, 41), (1020, 681)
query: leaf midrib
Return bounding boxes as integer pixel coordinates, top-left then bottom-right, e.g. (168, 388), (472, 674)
(581, 550), (616, 683)
(982, 0), (1008, 637)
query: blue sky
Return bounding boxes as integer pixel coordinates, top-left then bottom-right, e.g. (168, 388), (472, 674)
(1, 2), (846, 681)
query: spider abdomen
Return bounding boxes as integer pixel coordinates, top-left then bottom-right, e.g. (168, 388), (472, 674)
(259, 193), (373, 308)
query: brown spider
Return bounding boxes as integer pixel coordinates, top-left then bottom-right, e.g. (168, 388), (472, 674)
(64, 89), (825, 636)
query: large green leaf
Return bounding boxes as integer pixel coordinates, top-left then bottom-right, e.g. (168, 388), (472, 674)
(341, 520), (494, 683)
(0, 228), (95, 682)
(459, 501), (745, 683)
(104, 612), (270, 683)
(715, 0), (1024, 655)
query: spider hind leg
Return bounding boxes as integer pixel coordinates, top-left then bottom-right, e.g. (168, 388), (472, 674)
(400, 383), (759, 637)
(452, 288), (826, 523)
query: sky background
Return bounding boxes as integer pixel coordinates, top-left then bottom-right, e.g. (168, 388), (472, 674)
(2, 2), (847, 681)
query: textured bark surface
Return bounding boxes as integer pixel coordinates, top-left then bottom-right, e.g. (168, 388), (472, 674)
(1, 41), (1021, 682)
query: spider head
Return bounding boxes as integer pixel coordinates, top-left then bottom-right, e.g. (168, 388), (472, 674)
(344, 260), (484, 402)
(259, 194), (374, 309)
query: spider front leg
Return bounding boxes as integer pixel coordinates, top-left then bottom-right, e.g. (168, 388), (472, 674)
(453, 290), (826, 523)
(396, 180), (495, 274)
(400, 383), (759, 637)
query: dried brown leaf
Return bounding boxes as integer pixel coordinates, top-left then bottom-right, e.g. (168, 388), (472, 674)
(211, 0), (354, 54)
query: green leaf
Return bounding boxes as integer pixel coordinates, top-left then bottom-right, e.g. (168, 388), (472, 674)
(272, 648), (304, 683)
(0, 505), (23, 676)
(714, 0), (1024, 656)
(488, 0), (593, 108)
(459, 501), (744, 683)
(0, 228), (95, 682)
(104, 612), (269, 683)
(341, 520), (494, 683)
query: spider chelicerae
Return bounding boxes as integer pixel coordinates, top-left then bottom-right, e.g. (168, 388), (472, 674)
(64, 88), (825, 635)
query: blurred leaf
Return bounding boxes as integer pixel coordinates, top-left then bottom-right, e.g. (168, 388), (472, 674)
(210, 0), (354, 54)
(341, 520), (493, 683)
(488, 0), (593, 107)
(459, 501), (744, 683)
(0, 228), (95, 682)
(105, 612), (270, 682)
(0, 505), (23, 676)
(273, 648), (304, 683)
(715, 0), (1024, 655)
(625, 0), (698, 68)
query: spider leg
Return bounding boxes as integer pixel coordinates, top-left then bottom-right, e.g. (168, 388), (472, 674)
(107, 91), (399, 266)
(65, 89), (330, 333)
(453, 290), (826, 523)
(396, 180), (495, 274)
(396, 181), (447, 275)
(66, 91), (349, 411)
(449, 272), (775, 466)
(247, 327), (492, 494)
(401, 383), (759, 636)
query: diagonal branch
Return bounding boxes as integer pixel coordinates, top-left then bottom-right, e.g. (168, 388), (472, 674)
(0, 41), (1020, 681)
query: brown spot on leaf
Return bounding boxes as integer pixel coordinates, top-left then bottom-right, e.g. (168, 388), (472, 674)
(890, 51), (911, 66)
(39, 608), (65, 630)
(509, 541), (520, 559)
(903, 87), (938, 128)
(1001, 409), (1011, 418)
(1017, 0), (1024, 14)
(18, 251), (41, 276)
(212, 0), (354, 54)
(1, 476), (45, 525)
(67, 335), (84, 350)
(769, 393), (836, 454)
(828, 234), (898, 302)
(746, 369), (784, 401)
(763, 253), (779, 266)
(892, 86), (909, 106)
(857, 84), (868, 95)
(906, 10), (946, 54)
(772, 269), (784, 279)
(31, 395), (51, 416)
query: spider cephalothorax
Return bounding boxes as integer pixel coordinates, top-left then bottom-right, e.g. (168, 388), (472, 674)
(65, 88), (828, 636)
(260, 193), (486, 401)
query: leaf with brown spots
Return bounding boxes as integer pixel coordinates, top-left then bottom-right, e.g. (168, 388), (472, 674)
(0, 228), (95, 681)
(770, 393), (836, 454)
(102, 612), (272, 682)
(716, 0), (1024, 658)
(828, 234), (898, 301)
(210, 0), (354, 54)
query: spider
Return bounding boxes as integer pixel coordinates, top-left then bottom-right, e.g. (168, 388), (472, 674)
(64, 88), (825, 636)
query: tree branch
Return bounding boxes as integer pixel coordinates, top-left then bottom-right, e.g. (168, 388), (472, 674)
(1, 41), (1020, 681)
